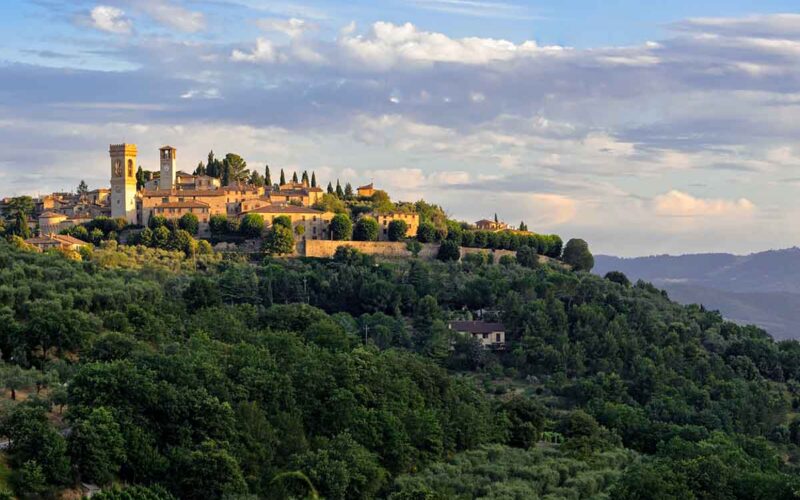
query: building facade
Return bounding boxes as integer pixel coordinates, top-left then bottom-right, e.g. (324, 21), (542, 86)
(110, 144), (138, 224)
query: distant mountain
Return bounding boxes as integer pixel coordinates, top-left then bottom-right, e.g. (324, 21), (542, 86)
(594, 248), (800, 339)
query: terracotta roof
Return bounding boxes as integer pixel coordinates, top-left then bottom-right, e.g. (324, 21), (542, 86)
(242, 204), (324, 215)
(88, 189), (110, 193)
(358, 183), (374, 190)
(154, 200), (210, 209)
(307, 187), (323, 192)
(160, 145), (175, 150)
(142, 189), (224, 197)
(475, 219), (495, 225)
(271, 189), (309, 197)
(449, 321), (505, 334)
(53, 234), (89, 246)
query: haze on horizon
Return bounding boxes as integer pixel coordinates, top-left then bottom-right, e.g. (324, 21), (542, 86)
(2, 0), (800, 257)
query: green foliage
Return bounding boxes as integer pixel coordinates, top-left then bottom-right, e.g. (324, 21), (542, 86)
(314, 193), (348, 213)
(437, 241), (460, 262)
(264, 225), (295, 255)
(178, 213), (200, 235)
(416, 222), (438, 243)
(209, 214), (229, 236)
(353, 216), (379, 241)
(387, 219), (409, 241)
(93, 484), (177, 500)
(272, 215), (292, 230)
(605, 270), (631, 286)
(239, 213), (265, 238)
(330, 214), (353, 241)
(563, 238), (594, 271)
(69, 407), (126, 485)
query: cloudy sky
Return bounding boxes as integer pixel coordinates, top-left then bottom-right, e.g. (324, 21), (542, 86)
(3, 0), (800, 256)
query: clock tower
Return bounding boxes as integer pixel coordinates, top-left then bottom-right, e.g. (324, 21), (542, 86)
(109, 143), (138, 224)
(159, 146), (176, 190)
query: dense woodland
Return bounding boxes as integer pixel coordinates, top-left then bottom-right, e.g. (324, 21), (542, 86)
(0, 234), (799, 498)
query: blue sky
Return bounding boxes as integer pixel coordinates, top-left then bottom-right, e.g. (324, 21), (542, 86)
(3, 0), (800, 255)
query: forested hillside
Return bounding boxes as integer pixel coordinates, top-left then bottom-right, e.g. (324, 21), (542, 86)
(0, 242), (799, 499)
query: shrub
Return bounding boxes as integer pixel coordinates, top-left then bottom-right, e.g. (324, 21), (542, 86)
(239, 214), (265, 238)
(353, 217), (379, 242)
(387, 219), (409, 241)
(178, 213), (199, 235)
(263, 225), (295, 255)
(330, 214), (353, 241)
(437, 240), (460, 262)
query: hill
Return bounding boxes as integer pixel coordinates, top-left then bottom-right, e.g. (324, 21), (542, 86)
(1, 241), (800, 498)
(594, 248), (800, 339)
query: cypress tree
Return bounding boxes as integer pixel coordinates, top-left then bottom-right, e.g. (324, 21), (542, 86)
(292, 171), (299, 183)
(344, 183), (353, 199)
(327, 182), (334, 194)
(311, 172), (317, 188)
(335, 180), (344, 198)
(301, 170), (309, 186)
(265, 165), (272, 187)
(280, 169), (286, 186)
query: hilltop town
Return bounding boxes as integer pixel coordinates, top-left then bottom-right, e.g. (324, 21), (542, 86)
(0, 143), (561, 262)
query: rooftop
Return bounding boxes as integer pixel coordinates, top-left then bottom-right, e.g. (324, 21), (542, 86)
(154, 200), (210, 209)
(449, 321), (505, 334)
(242, 204), (325, 215)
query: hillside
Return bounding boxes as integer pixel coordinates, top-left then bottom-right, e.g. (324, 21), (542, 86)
(0, 241), (799, 498)
(594, 248), (800, 339)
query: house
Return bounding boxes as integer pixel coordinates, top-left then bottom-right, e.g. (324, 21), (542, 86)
(475, 219), (508, 231)
(38, 212), (70, 235)
(24, 233), (89, 252)
(239, 204), (335, 240)
(357, 183), (375, 197)
(374, 212), (420, 240)
(449, 321), (506, 349)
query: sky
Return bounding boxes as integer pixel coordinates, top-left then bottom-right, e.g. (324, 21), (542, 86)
(3, 1), (800, 256)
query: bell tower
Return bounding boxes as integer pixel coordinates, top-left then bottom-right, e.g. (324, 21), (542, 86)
(109, 143), (138, 224)
(159, 146), (176, 190)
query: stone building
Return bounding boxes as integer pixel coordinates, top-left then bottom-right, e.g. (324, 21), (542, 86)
(449, 321), (506, 349)
(475, 218), (508, 231)
(375, 212), (420, 240)
(239, 205), (335, 240)
(357, 183), (375, 197)
(109, 143), (138, 224)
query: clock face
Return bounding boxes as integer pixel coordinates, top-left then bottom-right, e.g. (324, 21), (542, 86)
(114, 160), (123, 177)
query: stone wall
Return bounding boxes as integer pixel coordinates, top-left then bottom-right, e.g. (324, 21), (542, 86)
(303, 240), (438, 259)
(304, 240), (521, 263)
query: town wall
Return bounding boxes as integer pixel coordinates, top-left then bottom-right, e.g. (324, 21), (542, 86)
(303, 240), (522, 263)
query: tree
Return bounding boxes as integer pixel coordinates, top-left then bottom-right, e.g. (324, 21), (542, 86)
(387, 220), (409, 241)
(280, 169), (286, 186)
(344, 183), (354, 199)
(272, 215), (292, 230)
(222, 153), (249, 185)
(327, 182), (334, 194)
(494, 213), (499, 223)
(13, 211), (29, 239)
(77, 180), (89, 196)
(171, 441), (248, 500)
(69, 407), (126, 485)
(517, 246), (539, 268)
(149, 215), (168, 230)
(292, 171), (299, 183)
(195, 161), (206, 176)
(519, 221), (528, 232)
(1, 365), (32, 401)
(264, 224), (294, 255)
(239, 214), (265, 238)
(136, 166), (147, 189)
(12, 460), (48, 498)
(209, 215), (229, 236)
(437, 240), (460, 262)
(179, 213), (200, 235)
(416, 222), (437, 243)
(311, 172), (317, 188)
(302, 171), (309, 186)
(265, 165), (272, 187)
(605, 271), (631, 287)
(335, 180), (344, 198)
(249, 171), (265, 187)
(562, 238), (594, 271)
(330, 214), (353, 241)
(353, 217), (379, 241)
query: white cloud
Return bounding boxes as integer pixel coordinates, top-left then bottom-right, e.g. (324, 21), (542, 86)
(653, 190), (756, 217)
(139, 0), (205, 33)
(338, 21), (564, 69)
(257, 18), (313, 38)
(231, 38), (279, 62)
(90, 6), (132, 34)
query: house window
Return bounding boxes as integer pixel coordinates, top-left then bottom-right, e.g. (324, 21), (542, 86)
(162, 197), (169, 203)
(495, 333), (501, 342)
(482, 333), (488, 339)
